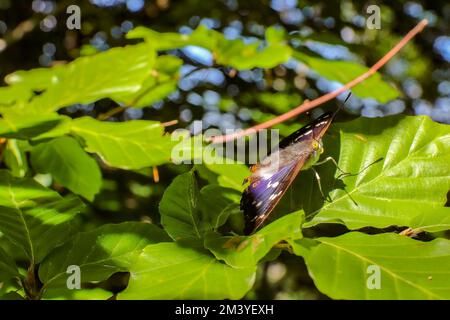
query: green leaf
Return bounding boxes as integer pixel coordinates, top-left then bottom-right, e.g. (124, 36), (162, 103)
(159, 171), (204, 240)
(295, 52), (400, 103)
(30, 136), (102, 201)
(198, 185), (241, 230)
(291, 232), (450, 299)
(43, 287), (113, 300)
(0, 246), (19, 280)
(304, 116), (450, 230)
(24, 43), (156, 113)
(0, 291), (24, 300)
(256, 92), (303, 114)
(128, 25), (291, 70)
(0, 171), (84, 264)
(3, 140), (29, 177)
(204, 210), (304, 268)
(39, 222), (170, 293)
(5, 66), (65, 91)
(118, 241), (256, 299)
(0, 113), (71, 140)
(202, 159), (250, 191)
(71, 117), (175, 169)
(113, 55), (182, 108)
(409, 207), (450, 233)
(0, 84), (33, 106)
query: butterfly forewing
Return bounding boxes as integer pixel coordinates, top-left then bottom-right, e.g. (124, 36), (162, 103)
(241, 112), (334, 234)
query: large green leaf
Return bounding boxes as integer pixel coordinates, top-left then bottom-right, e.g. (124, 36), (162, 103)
(159, 171), (204, 240)
(303, 115), (450, 230)
(0, 84), (33, 106)
(0, 171), (84, 264)
(205, 210), (304, 268)
(128, 25), (291, 70)
(71, 117), (175, 169)
(21, 43), (155, 113)
(295, 52), (400, 103)
(30, 136), (102, 201)
(113, 55), (182, 108)
(0, 113), (71, 140)
(409, 207), (450, 233)
(118, 241), (256, 299)
(291, 232), (450, 299)
(39, 222), (171, 295)
(5, 66), (65, 91)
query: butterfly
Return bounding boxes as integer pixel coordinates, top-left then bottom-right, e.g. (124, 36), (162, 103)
(241, 95), (351, 235)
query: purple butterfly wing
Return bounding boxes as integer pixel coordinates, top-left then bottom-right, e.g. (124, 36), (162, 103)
(241, 156), (308, 235)
(241, 112), (334, 234)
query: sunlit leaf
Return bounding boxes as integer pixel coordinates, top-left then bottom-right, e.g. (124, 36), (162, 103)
(205, 210), (304, 268)
(301, 116), (450, 230)
(128, 25), (291, 70)
(71, 117), (176, 169)
(23, 43), (156, 113)
(113, 55), (182, 108)
(118, 241), (256, 299)
(409, 207), (450, 233)
(291, 232), (450, 299)
(295, 52), (400, 103)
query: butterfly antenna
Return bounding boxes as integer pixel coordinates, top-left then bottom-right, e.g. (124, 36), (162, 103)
(331, 92), (352, 121)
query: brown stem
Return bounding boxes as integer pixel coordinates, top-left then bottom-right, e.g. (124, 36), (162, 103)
(209, 19), (428, 143)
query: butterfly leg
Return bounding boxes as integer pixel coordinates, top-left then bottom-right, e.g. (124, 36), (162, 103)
(311, 167), (331, 202)
(314, 156), (351, 179)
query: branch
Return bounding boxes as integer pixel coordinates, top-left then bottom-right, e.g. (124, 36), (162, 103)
(209, 19), (428, 144)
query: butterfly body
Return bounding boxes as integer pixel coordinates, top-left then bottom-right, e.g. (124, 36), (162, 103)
(241, 111), (334, 234)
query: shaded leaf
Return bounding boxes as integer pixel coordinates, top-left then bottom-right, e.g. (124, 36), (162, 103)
(159, 171), (204, 240)
(3, 140), (29, 178)
(43, 287), (112, 300)
(0, 171), (84, 264)
(198, 185), (241, 230)
(30, 136), (102, 201)
(39, 222), (171, 294)
(0, 246), (19, 280)
(0, 113), (71, 140)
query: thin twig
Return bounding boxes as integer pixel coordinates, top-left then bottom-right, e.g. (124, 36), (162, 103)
(97, 106), (126, 120)
(161, 119), (178, 127)
(209, 19), (428, 143)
